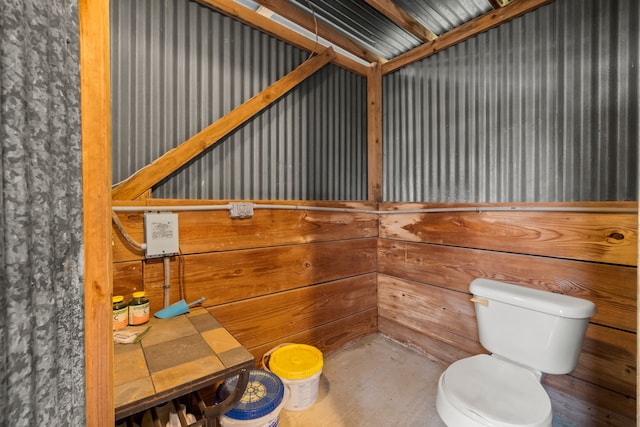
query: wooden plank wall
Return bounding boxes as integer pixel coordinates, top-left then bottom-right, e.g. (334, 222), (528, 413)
(378, 201), (637, 426)
(113, 199), (636, 425)
(112, 199), (379, 366)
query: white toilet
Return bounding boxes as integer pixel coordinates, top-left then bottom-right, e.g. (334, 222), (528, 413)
(436, 278), (595, 427)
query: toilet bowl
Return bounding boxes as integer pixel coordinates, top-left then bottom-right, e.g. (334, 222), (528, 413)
(435, 278), (595, 427)
(436, 355), (552, 427)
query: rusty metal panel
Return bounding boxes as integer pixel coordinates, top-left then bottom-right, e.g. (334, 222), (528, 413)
(110, 0), (367, 200)
(383, 0), (639, 202)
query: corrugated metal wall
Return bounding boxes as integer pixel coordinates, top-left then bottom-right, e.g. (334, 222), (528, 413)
(383, 0), (639, 202)
(111, 0), (367, 200)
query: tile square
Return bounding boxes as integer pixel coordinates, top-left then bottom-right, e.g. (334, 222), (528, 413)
(189, 311), (223, 332)
(114, 344), (149, 386)
(217, 346), (254, 368)
(141, 315), (198, 348)
(201, 328), (241, 354)
(151, 355), (225, 393)
(114, 377), (155, 408)
(114, 341), (142, 356)
(187, 307), (208, 317)
(144, 334), (214, 373)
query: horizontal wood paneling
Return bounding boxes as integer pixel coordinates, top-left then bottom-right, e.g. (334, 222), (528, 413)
(378, 274), (482, 355)
(210, 275), (377, 349)
(380, 202), (637, 266)
(249, 308), (378, 365)
(544, 374), (636, 427)
(143, 239), (377, 307)
(378, 240), (636, 332)
(111, 200), (379, 373)
(378, 316), (476, 365)
(576, 323), (636, 398)
(377, 278), (483, 364)
(379, 274), (636, 397)
(113, 260), (143, 296)
(112, 199), (378, 262)
(378, 202), (637, 424)
(112, 200), (637, 425)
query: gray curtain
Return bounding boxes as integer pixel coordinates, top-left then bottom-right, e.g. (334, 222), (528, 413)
(0, 1), (85, 425)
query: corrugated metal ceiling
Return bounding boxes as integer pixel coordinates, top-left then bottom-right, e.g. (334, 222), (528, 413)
(393, 0), (493, 36)
(230, 0), (510, 62)
(287, 0), (424, 59)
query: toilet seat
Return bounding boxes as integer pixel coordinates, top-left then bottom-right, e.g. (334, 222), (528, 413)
(437, 354), (552, 427)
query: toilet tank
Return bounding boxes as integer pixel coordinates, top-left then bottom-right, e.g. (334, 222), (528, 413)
(470, 278), (596, 375)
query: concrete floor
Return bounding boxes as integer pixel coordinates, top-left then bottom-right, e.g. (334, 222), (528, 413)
(278, 334), (577, 427)
(279, 334), (447, 427)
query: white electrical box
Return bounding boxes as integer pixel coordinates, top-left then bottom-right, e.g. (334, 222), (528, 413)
(144, 212), (179, 258)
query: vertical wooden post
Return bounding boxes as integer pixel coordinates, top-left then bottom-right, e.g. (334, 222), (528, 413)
(80, 0), (113, 425)
(367, 63), (383, 202)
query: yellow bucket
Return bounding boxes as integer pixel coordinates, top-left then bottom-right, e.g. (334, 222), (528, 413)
(266, 344), (323, 411)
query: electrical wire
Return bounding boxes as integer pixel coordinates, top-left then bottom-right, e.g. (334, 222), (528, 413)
(304, 0), (319, 59)
(111, 201), (636, 254)
(111, 211), (145, 252)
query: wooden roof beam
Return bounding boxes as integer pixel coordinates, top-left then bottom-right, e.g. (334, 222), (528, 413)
(112, 47), (337, 201)
(196, 0), (369, 76)
(382, 0), (557, 75)
(253, 0), (386, 64)
(365, 0), (438, 43)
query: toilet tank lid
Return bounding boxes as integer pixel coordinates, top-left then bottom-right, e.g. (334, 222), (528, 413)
(470, 278), (596, 319)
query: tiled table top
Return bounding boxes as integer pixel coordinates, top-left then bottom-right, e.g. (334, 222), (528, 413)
(114, 308), (254, 419)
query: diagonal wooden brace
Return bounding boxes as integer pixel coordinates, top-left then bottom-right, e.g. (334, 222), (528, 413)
(112, 47), (336, 201)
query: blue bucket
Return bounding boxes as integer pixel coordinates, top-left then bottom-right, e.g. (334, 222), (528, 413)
(217, 370), (286, 427)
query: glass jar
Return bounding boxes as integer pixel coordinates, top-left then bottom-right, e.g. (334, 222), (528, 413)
(112, 296), (129, 330)
(128, 291), (150, 325)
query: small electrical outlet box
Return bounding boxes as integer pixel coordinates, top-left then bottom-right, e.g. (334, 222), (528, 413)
(144, 212), (179, 258)
(229, 202), (254, 219)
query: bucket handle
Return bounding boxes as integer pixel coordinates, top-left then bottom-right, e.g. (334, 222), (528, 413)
(260, 342), (295, 371)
